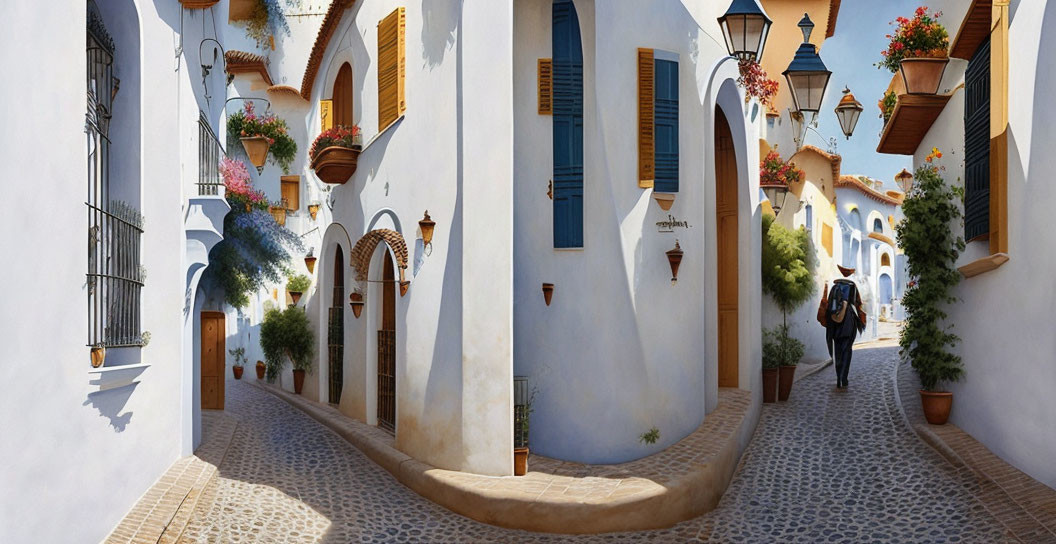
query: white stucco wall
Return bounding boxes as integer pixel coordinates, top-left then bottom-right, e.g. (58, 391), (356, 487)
(513, 0), (762, 464)
(911, 0), (1056, 489)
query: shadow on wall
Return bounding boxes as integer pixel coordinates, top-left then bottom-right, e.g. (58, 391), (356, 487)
(83, 383), (139, 432)
(421, 0), (459, 69)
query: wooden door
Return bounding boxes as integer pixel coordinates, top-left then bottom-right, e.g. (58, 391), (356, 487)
(328, 246), (345, 405)
(377, 253), (396, 432)
(201, 311), (225, 410)
(333, 62), (354, 128)
(715, 109), (739, 388)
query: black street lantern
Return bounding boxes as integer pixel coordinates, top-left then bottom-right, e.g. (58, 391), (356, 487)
(782, 13), (832, 115)
(834, 87), (864, 139)
(717, 0), (773, 63)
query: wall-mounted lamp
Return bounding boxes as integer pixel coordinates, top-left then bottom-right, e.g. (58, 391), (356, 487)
(304, 251), (317, 274)
(666, 240), (684, 285)
(349, 292), (364, 318)
(419, 210), (436, 247)
(895, 168), (914, 193)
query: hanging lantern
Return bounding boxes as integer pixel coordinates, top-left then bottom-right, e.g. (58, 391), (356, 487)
(782, 14), (832, 115)
(788, 109), (809, 150)
(304, 255), (317, 274)
(761, 180), (790, 215)
(834, 87), (863, 140)
(666, 240), (684, 285)
(419, 210), (436, 247)
(895, 168), (914, 193)
(717, 0), (772, 63)
(349, 292), (364, 318)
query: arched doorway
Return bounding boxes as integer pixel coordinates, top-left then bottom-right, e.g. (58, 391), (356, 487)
(715, 107), (738, 388)
(328, 246), (345, 405)
(377, 251), (397, 432)
(333, 62), (354, 127)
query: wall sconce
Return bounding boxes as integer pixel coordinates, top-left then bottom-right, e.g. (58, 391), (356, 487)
(666, 240), (683, 285)
(349, 292), (364, 318)
(542, 283), (554, 306)
(419, 210), (436, 247)
(304, 254), (317, 274)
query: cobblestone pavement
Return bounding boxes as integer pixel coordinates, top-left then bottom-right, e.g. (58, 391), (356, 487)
(179, 342), (1010, 543)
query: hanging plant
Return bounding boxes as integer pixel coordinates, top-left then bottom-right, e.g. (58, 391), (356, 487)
(876, 6), (950, 73)
(896, 148), (965, 391)
(760, 150), (803, 188)
(737, 60), (779, 110)
(878, 89), (897, 124)
(236, 0), (299, 50)
(227, 101), (297, 174)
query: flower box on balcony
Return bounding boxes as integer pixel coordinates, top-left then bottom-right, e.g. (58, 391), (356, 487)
(309, 125), (362, 185)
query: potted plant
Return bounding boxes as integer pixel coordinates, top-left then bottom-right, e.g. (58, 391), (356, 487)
(878, 7), (950, 95)
(513, 377), (535, 476)
(255, 360), (266, 380)
(90, 344), (106, 368)
(761, 214), (815, 400)
(309, 125), (362, 185)
(229, 346), (247, 379)
(227, 101), (297, 173)
(286, 273), (311, 305)
(759, 150), (803, 214)
(260, 306), (315, 393)
(231, 0), (292, 50)
(896, 148), (964, 425)
(765, 326), (805, 402)
(878, 89), (897, 125)
(761, 341), (780, 403)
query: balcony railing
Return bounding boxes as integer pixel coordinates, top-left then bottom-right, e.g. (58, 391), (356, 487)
(198, 111), (226, 196)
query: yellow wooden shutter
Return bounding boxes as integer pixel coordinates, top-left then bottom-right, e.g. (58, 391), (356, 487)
(637, 48), (655, 189)
(822, 223), (834, 257)
(281, 176), (300, 211)
(378, 7), (406, 132)
(538, 58), (553, 115)
(320, 99), (333, 131)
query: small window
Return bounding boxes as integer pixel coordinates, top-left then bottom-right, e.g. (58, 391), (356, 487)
(333, 62), (354, 127)
(805, 204), (813, 231)
(873, 217), (883, 233)
(881, 253), (891, 267)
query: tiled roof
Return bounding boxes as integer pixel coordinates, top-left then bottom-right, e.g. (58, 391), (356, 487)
(300, 0), (357, 100)
(836, 175), (902, 206)
(792, 145), (842, 183)
(826, 0), (842, 38)
(266, 85), (307, 101)
(225, 50), (273, 86)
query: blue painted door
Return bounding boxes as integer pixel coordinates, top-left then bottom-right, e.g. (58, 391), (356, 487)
(552, 0), (583, 248)
(653, 59), (678, 193)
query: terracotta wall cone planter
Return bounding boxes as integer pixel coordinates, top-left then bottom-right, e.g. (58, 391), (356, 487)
(233, 366), (244, 380)
(349, 292), (364, 318)
(778, 365), (796, 401)
(289, 291), (302, 304)
(762, 368), (779, 403)
(542, 283), (554, 306)
(293, 369), (306, 394)
(304, 256), (317, 274)
(920, 390), (953, 425)
(666, 241), (683, 284)
(900, 58), (949, 95)
(255, 361), (266, 380)
(399, 280), (410, 297)
(311, 146), (361, 185)
(240, 136), (271, 171)
(90, 346), (106, 368)
(514, 447), (529, 476)
(653, 192), (676, 211)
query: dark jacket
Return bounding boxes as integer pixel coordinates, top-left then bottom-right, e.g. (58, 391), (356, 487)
(818, 279), (866, 339)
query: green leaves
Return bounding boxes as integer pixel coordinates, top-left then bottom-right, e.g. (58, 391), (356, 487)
(763, 325), (805, 369)
(286, 273), (312, 293)
(896, 164), (964, 391)
(761, 215), (817, 316)
(260, 306), (315, 381)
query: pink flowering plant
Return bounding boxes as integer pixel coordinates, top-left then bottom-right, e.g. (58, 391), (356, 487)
(877, 6), (949, 73)
(227, 101), (298, 173)
(760, 150), (803, 188)
(309, 125), (362, 161)
(737, 60), (779, 110)
(220, 157), (268, 212)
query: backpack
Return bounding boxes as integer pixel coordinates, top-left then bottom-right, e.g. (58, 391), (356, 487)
(828, 282), (854, 324)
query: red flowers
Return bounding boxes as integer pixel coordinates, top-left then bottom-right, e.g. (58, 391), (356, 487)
(309, 125), (362, 161)
(737, 60), (779, 110)
(877, 6), (949, 73)
(760, 150), (803, 188)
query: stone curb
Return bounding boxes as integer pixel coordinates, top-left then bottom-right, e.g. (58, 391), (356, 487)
(250, 380), (760, 534)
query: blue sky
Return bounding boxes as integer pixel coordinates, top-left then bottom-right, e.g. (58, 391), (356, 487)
(803, 0), (922, 187)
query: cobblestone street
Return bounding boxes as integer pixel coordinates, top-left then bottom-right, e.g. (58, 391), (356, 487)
(178, 341), (1009, 543)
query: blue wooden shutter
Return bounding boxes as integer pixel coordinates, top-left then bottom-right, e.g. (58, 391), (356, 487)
(964, 38), (991, 241)
(653, 59), (678, 193)
(552, 0), (583, 248)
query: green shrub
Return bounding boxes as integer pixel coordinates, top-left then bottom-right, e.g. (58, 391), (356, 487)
(639, 427), (660, 445)
(286, 273), (311, 293)
(763, 325), (805, 369)
(260, 306), (315, 381)
(761, 214), (816, 325)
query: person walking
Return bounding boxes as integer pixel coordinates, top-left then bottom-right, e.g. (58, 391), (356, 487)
(817, 265), (866, 389)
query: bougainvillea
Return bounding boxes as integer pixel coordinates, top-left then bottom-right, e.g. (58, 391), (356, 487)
(309, 125), (362, 161)
(737, 60), (780, 110)
(877, 6), (949, 73)
(201, 161), (302, 308)
(760, 150), (803, 187)
(227, 101), (298, 174)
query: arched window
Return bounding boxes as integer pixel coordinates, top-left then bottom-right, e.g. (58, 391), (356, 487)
(881, 253), (891, 267)
(805, 204), (813, 231)
(333, 62), (354, 127)
(849, 208), (863, 232)
(873, 217), (884, 233)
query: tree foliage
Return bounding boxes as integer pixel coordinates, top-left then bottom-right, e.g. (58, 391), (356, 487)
(896, 157), (965, 391)
(762, 325), (805, 369)
(260, 306), (315, 381)
(761, 214), (816, 321)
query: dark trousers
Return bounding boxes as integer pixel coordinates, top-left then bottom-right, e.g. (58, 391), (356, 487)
(831, 336), (854, 384)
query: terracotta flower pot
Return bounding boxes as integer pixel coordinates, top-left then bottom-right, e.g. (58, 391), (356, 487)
(778, 365), (796, 401)
(289, 291), (302, 304)
(399, 280), (410, 297)
(256, 361), (266, 380)
(762, 368), (779, 403)
(666, 241), (684, 284)
(349, 292), (364, 318)
(233, 366), (244, 380)
(920, 390), (953, 425)
(514, 447), (529, 476)
(310, 146), (361, 185)
(90, 346), (106, 368)
(293, 369), (306, 394)
(240, 136), (271, 170)
(304, 256), (317, 274)
(541, 283), (554, 306)
(653, 192), (675, 211)
(899, 58), (949, 95)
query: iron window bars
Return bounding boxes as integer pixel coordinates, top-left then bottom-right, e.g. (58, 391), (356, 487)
(198, 111), (227, 195)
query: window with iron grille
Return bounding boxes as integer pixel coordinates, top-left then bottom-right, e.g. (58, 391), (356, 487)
(86, 5), (144, 349)
(964, 38), (991, 242)
(198, 111), (226, 196)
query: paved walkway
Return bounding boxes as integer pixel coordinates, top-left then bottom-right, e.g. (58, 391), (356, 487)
(175, 342), (1011, 542)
